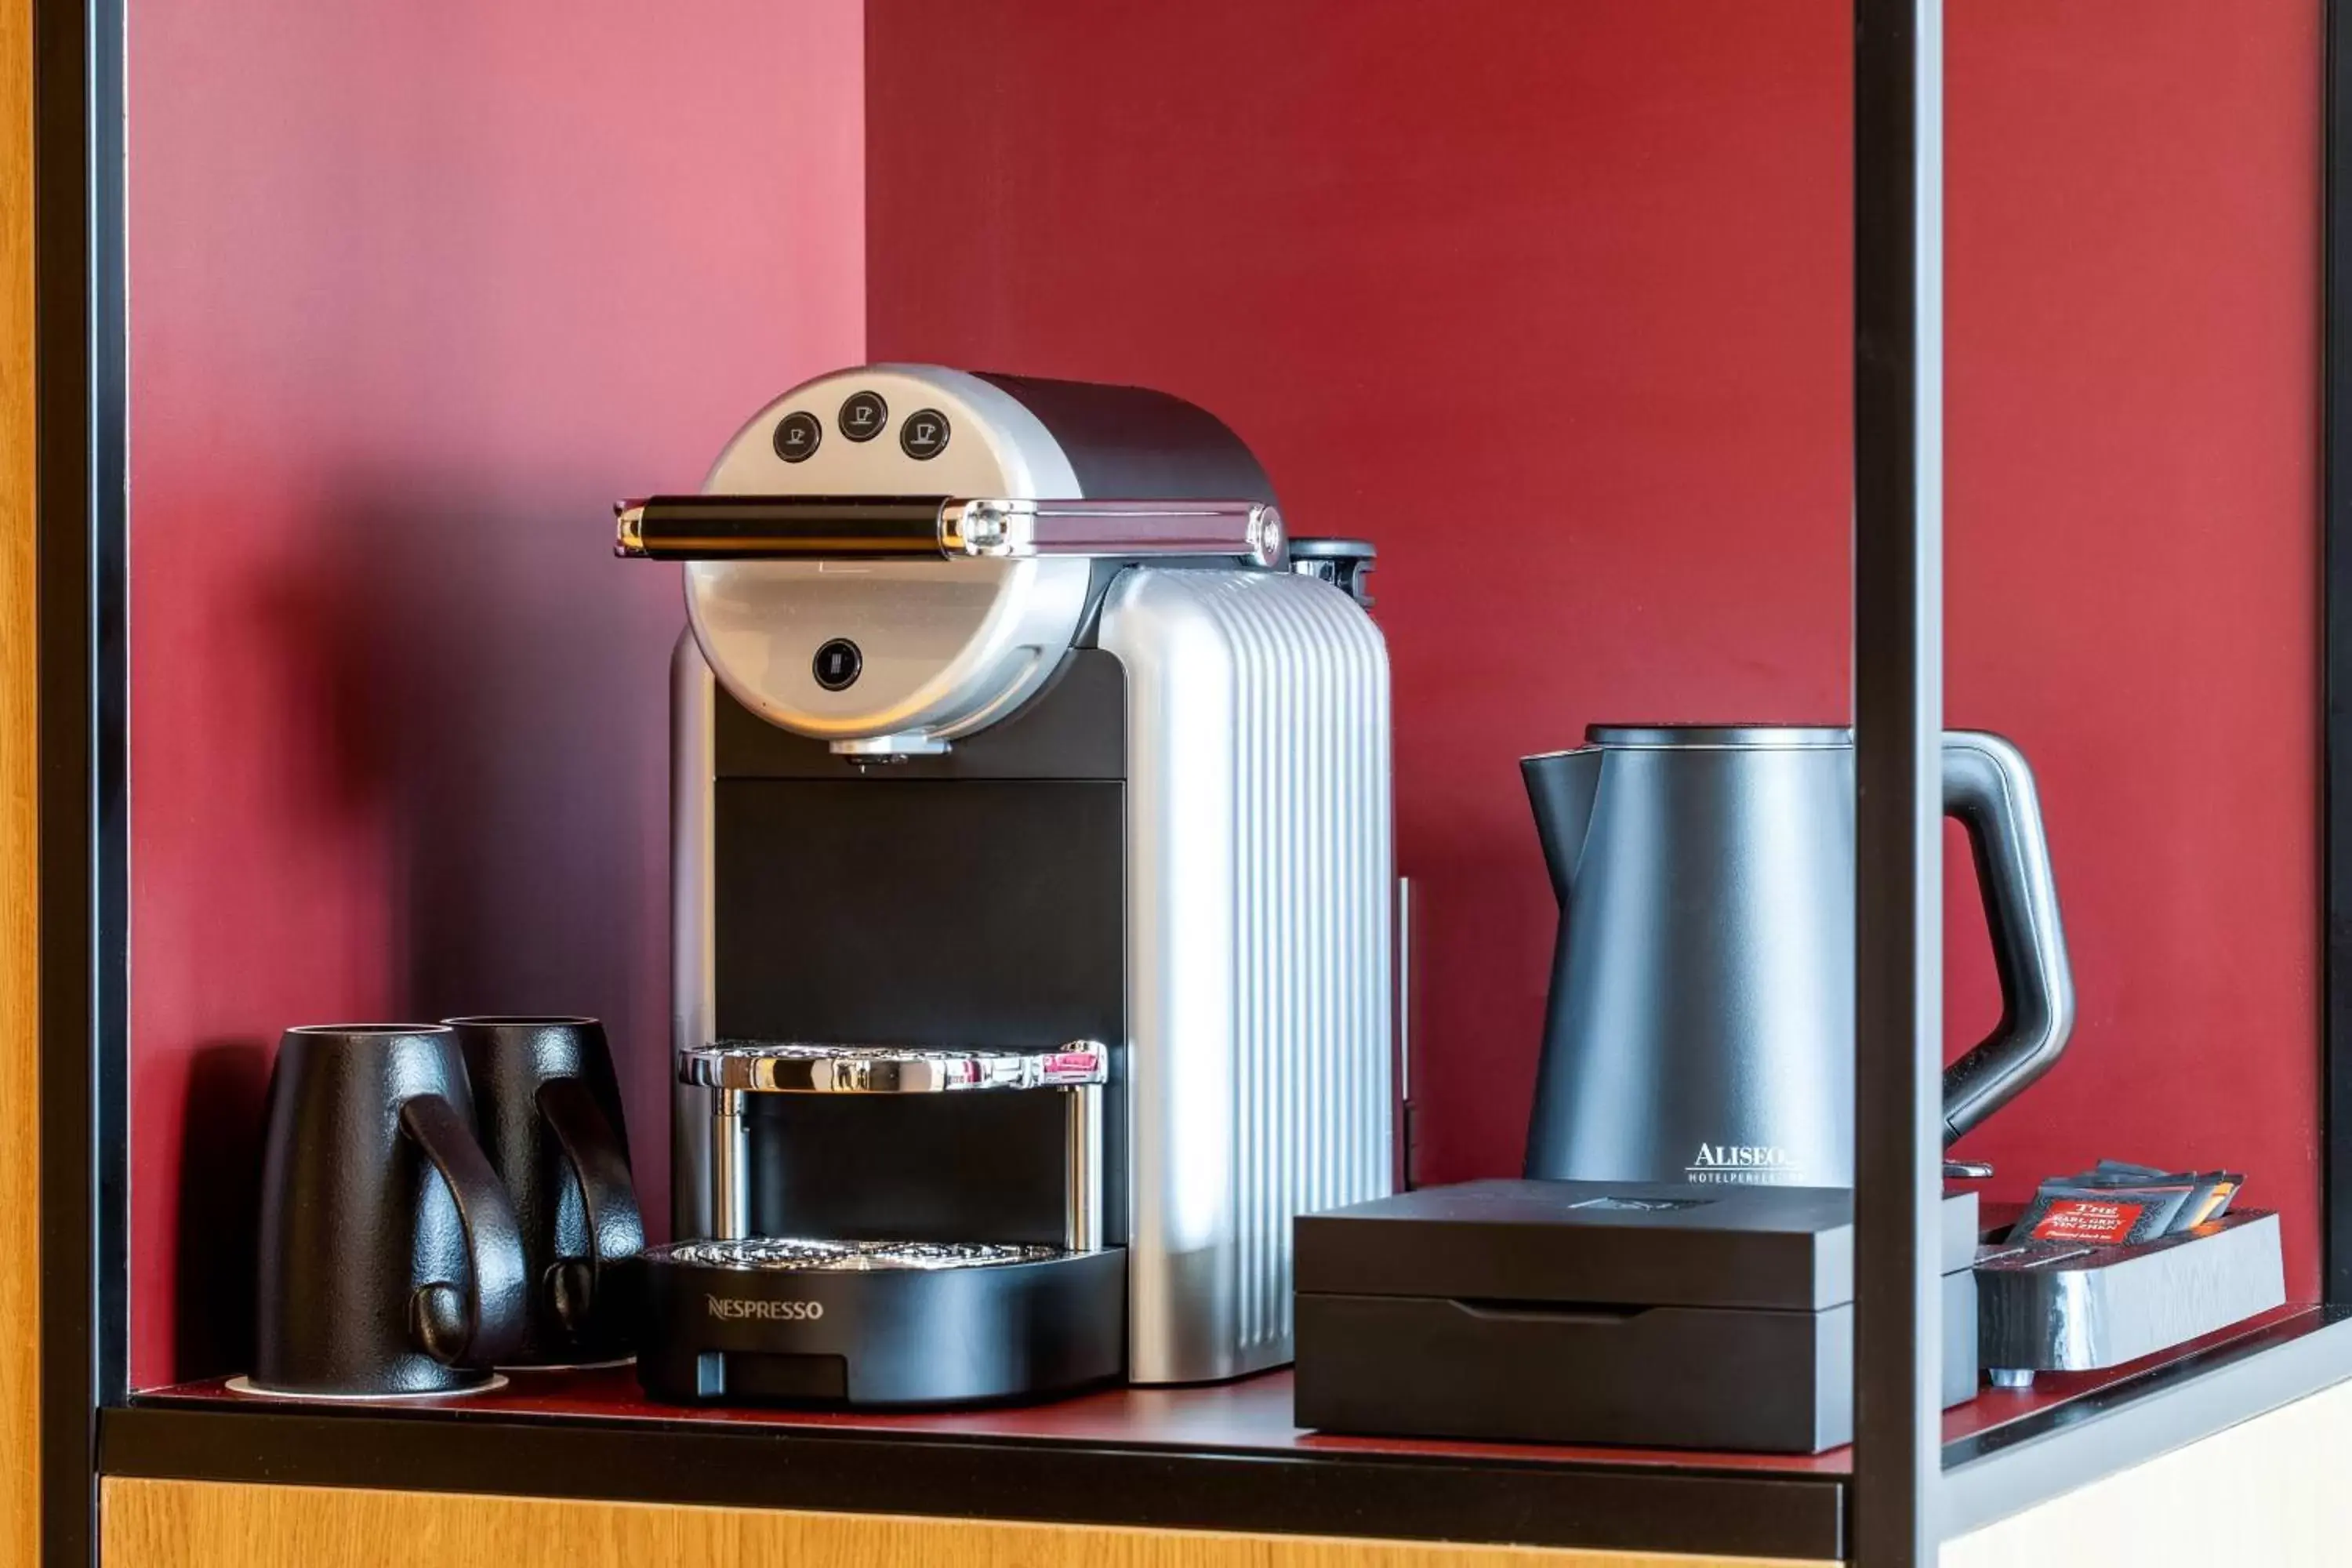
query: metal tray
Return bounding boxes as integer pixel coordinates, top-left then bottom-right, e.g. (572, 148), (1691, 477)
(1976, 1210), (2285, 1385)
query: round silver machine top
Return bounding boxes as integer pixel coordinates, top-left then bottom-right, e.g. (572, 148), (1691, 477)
(687, 365), (1094, 753)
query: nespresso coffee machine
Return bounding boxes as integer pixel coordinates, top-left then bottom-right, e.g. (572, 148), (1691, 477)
(616, 365), (1394, 1406)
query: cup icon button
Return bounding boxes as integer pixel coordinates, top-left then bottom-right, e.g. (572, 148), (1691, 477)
(899, 409), (950, 460)
(772, 411), (822, 463)
(837, 391), (888, 442)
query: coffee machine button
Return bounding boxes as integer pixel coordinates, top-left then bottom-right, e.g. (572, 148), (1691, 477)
(812, 638), (863, 691)
(837, 390), (888, 442)
(899, 409), (950, 460)
(771, 411), (822, 463)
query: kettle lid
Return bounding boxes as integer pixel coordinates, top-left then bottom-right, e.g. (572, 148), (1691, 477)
(1584, 724), (1853, 750)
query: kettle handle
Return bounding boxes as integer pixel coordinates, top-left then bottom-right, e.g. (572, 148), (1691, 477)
(1940, 731), (2076, 1143)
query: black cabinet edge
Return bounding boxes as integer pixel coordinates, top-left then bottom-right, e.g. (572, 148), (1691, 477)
(2327, 0), (2352, 1319)
(36, 2), (132, 1568)
(97, 1404), (1846, 1562)
(1940, 1308), (2352, 1537)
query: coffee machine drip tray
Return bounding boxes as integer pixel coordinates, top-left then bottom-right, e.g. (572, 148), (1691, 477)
(642, 1036), (1124, 1408)
(638, 1235), (1126, 1408)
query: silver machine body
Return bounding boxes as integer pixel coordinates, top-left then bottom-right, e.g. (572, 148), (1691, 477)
(1521, 726), (2074, 1189)
(657, 365), (1394, 1385)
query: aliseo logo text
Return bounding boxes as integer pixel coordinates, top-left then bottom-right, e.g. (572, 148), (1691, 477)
(1684, 1143), (1801, 1184)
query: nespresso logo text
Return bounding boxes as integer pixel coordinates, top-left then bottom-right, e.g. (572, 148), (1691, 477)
(706, 1295), (825, 1322)
(1686, 1143), (1800, 1185)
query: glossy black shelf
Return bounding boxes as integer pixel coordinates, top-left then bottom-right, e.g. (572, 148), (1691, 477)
(99, 1306), (2352, 1561)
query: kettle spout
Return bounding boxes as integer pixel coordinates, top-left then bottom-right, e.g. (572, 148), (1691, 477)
(1522, 747), (1602, 902)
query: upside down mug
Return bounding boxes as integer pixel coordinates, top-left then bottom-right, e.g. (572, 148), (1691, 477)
(252, 1024), (528, 1396)
(444, 1016), (644, 1367)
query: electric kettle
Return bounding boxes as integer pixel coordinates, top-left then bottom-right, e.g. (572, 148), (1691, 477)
(1521, 726), (2073, 1187)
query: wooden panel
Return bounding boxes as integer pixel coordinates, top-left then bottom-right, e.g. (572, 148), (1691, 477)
(1943, 1375), (2352, 1567)
(0, 0), (40, 1562)
(100, 1479), (1827, 1568)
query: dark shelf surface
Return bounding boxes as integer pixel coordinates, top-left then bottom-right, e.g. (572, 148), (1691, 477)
(131, 1299), (2321, 1465)
(105, 1304), (2350, 1560)
(142, 1363), (1851, 1475)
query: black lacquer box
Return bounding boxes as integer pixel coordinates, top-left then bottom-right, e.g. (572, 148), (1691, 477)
(1294, 1180), (1978, 1454)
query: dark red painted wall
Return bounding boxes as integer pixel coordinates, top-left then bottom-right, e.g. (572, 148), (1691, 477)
(126, 0), (864, 1386)
(1941, 9), (2319, 1267)
(867, 2), (2322, 1290)
(125, 0), (2322, 1390)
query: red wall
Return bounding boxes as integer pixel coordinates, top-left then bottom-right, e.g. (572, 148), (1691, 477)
(126, 0), (865, 1386)
(867, 2), (2322, 1290)
(125, 0), (2322, 1390)
(1942, 8), (2319, 1264)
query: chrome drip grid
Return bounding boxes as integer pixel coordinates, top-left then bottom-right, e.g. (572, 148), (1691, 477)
(652, 1238), (1067, 1272)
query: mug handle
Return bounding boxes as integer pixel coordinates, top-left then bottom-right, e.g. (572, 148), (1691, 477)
(1940, 731), (2078, 1144)
(398, 1092), (529, 1368)
(535, 1076), (646, 1336)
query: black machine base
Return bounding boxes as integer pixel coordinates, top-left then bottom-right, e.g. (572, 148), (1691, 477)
(637, 1239), (1126, 1408)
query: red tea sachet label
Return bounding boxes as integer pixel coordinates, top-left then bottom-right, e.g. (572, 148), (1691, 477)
(2027, 1199), (2145, 1245)
(1043, 1049), (1105, 1083)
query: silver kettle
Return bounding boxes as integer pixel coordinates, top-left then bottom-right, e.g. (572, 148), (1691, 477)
(1521, 726), (2074, 1188)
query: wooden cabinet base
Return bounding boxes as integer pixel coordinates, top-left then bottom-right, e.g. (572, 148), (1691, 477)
(100, 1477), (1827, 1568)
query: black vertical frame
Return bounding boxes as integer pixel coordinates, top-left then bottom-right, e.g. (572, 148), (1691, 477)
(1852, 1), (1943, 1565)
(34, 0), (129, 1562)
(2325, 0), (2352, 1308)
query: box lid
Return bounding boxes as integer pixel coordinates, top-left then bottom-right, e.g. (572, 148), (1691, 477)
(1295, 1180), (1980, 1312)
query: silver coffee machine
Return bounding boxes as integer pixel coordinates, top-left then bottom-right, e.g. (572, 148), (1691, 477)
(617, 365), (1394, 1406)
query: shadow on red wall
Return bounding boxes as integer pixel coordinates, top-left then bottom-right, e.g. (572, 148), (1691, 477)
(126, 0), (865, 1387)
(866, 0), (2321, 1290)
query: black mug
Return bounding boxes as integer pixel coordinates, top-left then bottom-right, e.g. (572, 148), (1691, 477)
(443, 1017), (644, 1365)
(253, 1025), (527, 1396)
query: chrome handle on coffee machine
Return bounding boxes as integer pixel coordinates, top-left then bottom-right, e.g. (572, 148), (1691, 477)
(1941, 731), (2076, 1143)
(615, 495), (1286, 568)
